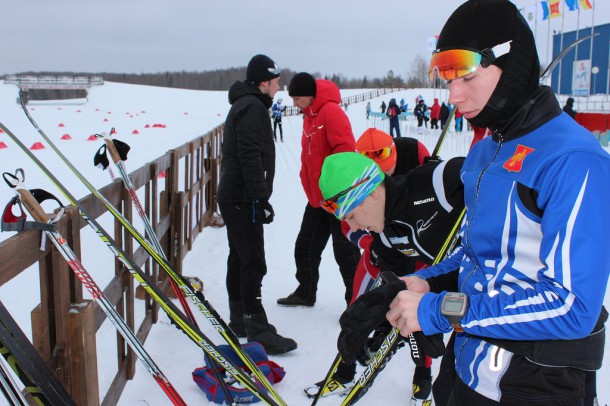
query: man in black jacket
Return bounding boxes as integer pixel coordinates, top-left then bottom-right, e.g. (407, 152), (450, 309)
(217, 54), (297, 355)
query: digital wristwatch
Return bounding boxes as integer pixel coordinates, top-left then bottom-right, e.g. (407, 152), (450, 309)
(441, 292), (468, 332)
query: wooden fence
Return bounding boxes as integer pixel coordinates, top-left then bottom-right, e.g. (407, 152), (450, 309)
(0, 124), (223, 405)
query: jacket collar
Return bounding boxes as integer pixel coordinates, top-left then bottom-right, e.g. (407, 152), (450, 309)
(491, 86), (562, 142)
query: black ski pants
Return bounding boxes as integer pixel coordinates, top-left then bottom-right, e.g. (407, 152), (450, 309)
(389, 117), (401, 138)
(219, 202), (267, 314)
(293, 203), (360, 304)
(273, 118), (283, 141)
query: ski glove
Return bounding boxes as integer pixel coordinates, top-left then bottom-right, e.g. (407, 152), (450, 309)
(354, 323), (397, 366)
(251, 200), (274, 224)
(337, 277), (406, 364)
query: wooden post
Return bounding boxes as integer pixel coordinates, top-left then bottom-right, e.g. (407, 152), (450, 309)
(32, 213), (74, 389)
(66, 300), (99, 405)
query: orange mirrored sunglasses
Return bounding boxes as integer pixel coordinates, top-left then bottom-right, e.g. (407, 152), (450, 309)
(428, 41), (511, 81)
(320, 176), (371, 215)
(358, 145), (393, 161)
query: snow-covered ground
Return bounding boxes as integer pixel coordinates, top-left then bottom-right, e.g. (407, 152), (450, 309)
(0, 81), (607, 406)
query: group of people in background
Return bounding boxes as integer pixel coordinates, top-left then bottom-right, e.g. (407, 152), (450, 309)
(371, 94), (467, 137)
(215, 0), (608, 404)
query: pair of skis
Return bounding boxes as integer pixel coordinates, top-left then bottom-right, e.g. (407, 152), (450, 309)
(311, 209), (465, 406)
(93, 128), (235, 404)
(0, 92), (286, 405)
(0, 298), (76, 406)
(3, 171), (186, 405)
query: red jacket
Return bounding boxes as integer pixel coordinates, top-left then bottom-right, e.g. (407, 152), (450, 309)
(430, 98), (441, 120)
(299, 80), (356, 207)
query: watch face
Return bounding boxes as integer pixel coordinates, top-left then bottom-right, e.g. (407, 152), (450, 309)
(444, 300), (464, 312)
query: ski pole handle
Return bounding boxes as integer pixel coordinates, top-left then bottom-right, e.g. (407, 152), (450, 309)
(14, 189), (49, 223)
(103, 137), (123, 165)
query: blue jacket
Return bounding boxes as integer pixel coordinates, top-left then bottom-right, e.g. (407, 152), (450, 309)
(416, 87), (610, 401)
(271, 102), (283, 120)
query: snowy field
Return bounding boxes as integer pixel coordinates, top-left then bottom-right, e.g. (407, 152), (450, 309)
(0, 80), (608, 406)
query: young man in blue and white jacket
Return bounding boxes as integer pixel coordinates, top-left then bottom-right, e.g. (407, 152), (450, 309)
(379, 1), (609, 405)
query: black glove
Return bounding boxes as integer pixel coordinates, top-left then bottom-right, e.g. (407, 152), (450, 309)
(355, 323), (395, 366)
(251, 200), (274, 224)
(337, 278), (406, 364)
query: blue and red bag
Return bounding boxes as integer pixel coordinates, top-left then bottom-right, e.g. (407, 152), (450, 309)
(192, 341), (286, 404)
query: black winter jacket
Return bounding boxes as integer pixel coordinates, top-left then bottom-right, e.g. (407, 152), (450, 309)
(217, 81), (276, 203)
(373, 157), (465, 276)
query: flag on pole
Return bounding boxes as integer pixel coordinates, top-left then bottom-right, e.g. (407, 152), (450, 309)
(565, 0), (579, 11)
(540, 0), (550, 20)
(549, 0), (561, 18)
(579, 0), (592, 10)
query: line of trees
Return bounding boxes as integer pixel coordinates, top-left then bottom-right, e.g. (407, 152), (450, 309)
(8, 57), (434, 98)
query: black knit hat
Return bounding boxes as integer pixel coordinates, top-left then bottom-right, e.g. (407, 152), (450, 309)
(437, 0), (540, 131)
(288, 72), (317, 97)
(246, 54), (280, 84)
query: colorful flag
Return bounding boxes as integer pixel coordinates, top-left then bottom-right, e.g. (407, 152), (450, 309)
(540, 0), (550, 20)
(565, 0), (579, 11)
(579, 0), (592, 10)
(549, 0), (561, 18)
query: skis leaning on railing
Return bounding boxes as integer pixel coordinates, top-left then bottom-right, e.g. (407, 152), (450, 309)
(1, 115), (282, 406)
(93, 128), (235, 405)
(3, 170), (186, 405)
(15, 95), (285, 405)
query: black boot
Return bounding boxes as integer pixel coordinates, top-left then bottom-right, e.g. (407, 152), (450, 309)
(277, 288), (316, 307)
(228, 301), (247, 338)
(244, 312), (297, 355)
(229, 302), (277, 338)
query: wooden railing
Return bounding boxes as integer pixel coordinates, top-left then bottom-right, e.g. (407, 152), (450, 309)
(0, 124), (223, 405)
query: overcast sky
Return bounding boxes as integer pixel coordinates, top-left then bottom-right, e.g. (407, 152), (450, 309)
(1, 0), (608, 80)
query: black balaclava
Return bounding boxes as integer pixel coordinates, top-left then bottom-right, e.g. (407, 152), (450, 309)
(436, 0), (540, 131)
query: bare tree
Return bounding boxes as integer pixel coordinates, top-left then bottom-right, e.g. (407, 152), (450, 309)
(405, 55), (430, 88)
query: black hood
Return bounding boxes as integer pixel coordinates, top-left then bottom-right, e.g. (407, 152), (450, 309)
(228, 80), (273, 109)
(491, 86), (562, 142)
(437, 0), (540, 131)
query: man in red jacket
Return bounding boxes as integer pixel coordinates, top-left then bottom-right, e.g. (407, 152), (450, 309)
(277, 72), (360, 307)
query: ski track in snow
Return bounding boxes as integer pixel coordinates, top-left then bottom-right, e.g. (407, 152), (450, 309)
(0, 81), (607, 406)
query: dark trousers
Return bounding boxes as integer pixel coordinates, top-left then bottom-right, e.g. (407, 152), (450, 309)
(294, 204), (360, 304)
(219, 202), (267, 314)
(273, 118), (283, 140)
(447, 376), (585, 406)
(389, 117), (401, 138)
(431, 118), (439, 129)
(436, 332), (589, 406)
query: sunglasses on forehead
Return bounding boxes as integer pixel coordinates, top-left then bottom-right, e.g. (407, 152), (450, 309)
(428, 40), (511, 81)
(320, 176), (371, 215)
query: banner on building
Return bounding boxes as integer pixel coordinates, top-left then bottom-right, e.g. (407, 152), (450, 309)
(572, 59), (591, 96)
